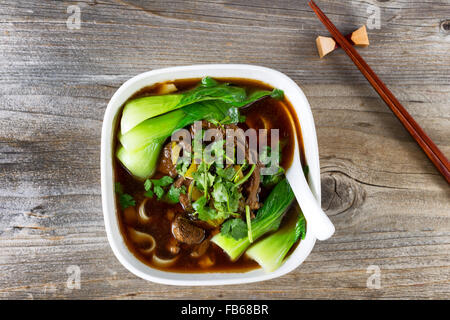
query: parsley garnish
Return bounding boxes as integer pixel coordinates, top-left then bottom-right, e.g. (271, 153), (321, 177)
(114, 182), (135, 209)
(143, 176), (175, 200)
(166, 185), (186, 203)
(114, 182), (124, 194)
(216, 166), (236, 181)
(119, 194), (135, 209)
(153, 185), (165, 200)
(221, 218), (248, 240)
(144, 189), (154, 198)
(152, 176), (174, 187)
(176, 156), (191, 176)
(144, 179), (152, 191)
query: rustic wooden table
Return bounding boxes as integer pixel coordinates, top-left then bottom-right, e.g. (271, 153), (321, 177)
(0, 0), (449, 300)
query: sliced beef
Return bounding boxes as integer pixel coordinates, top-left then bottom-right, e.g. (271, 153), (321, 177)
(171, 215), (205, 245)
(174, 176), (185, 188)
(179, 193), (193, 213)
(245, 163), (262, 211)
(174, 177), (193, 212)
(190, 239), (210, 258)
(157, 142), (178, 178)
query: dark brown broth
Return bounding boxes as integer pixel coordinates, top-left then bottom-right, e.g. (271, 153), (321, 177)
(114, 78), (306, 273)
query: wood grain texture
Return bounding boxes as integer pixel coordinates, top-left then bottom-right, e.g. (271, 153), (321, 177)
(0, 0), (449, 299)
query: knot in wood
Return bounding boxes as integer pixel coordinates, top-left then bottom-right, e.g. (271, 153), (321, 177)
(321, 171), (365, 216)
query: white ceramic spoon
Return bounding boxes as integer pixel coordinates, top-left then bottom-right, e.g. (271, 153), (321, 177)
(283, 106), (335, 241)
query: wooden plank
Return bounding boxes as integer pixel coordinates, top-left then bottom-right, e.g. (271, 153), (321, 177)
(0, 0), (449, 299)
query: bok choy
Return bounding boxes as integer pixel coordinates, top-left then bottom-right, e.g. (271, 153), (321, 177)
(120, 77), (279, 134)
(116, 140), (164, 179)
(117, 100), (242, 179)
(246, 208), (306, 272)
(117, 78), (283, 179)
(211, 178), (295, 261)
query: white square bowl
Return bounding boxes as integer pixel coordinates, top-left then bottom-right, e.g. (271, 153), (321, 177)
(101, 64), (320, 286)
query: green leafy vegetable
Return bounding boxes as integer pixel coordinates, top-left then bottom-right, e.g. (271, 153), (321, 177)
(297, 214), (307, 241)
(117, 77), (283, 179)
(246, 210), (306, 273)
(142, 175), (176, 200)
(190, 159), (243, 224)
(192, 195), (218, 222)
(120, 94), (183, 134)
(216, 166), (236, 181)
(201, 76), (218, 87)
(120, 78), (263, 134)
(153, 186), (164, 200)
(176, 153), (191, 176)
(270, 88), (284, 100)
(119, 194), (135, 209)
(220, 218), (248, 240)
(226, 182), (242, 213)
(204, 140), (225, 166)
(114, 182), (136, 209)
(259, 145), (272, 164)
(116, 140), (163, 180)
(262, 167), (285, 187)
(246, 205), (253, 243)
(144, 189), (154, 198)
(211, 181), (228, 203)
(144, 179), (152, 191)
(192, 161), (215, 194)
(151, 176), (174, 187)
(235, 164), (256, 186)
(166, 185), (186, 203)
(114, 182), (124, 194)
(119, 109), (186, 153)
(211, 178), (295, 261)
(260, 145), (286, 187)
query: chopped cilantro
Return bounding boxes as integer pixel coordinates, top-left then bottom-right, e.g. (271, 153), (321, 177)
(144, 189), (154, 198)
(176, 156), (191, 176)
(114, 182), (124, 195)
(115, 182), (135, 209)
(216, 166), (236, 181)
(211, 181), (228, 203)
(221, 218), (248, 240)
(193, 196), (217, 221)
(119, 193), (135, 210)
(152, 176), (174, 187)
(262, 166), (285, 187)
(153, 186), (165, 200)
(204, 140), (225, 165)
(166, 185), (186, 203)
(144, 179), (152, 191)
(192, 162), (215, 194)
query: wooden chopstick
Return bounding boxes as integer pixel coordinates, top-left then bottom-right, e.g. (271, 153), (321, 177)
(309, 0), (450, 184)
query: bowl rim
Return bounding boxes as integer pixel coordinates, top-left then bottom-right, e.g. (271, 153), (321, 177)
(101, 64), (320, 286)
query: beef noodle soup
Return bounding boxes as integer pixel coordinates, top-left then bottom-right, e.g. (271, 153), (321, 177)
(114, 77), (307, 273)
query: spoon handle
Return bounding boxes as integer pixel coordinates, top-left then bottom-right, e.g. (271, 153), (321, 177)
(286, 172), (335, 240)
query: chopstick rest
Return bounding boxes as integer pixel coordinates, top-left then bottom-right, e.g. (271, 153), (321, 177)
(316, 25), (369, 58)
